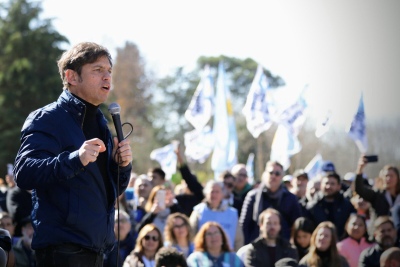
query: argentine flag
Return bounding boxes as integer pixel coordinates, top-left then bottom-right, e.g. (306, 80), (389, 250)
(211, 61), (238, 179)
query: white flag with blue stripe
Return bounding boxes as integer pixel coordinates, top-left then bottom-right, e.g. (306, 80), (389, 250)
(242, 64), (272, 138)
(347, 92), (367, 153)
(211, 61), (238, 179)
(185, 65), (214, 130)
(150, 144), (177, 180)
(304, 153), (324, 181)
(274, 85), (308, 136)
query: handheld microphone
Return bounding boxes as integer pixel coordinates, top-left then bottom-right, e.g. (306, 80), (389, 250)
(108, 102), (124, 142)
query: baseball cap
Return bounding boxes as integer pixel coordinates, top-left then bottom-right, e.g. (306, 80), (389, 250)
(283, 175), (293, 182)
(292, 169), (308, 180)
(321, 161), (336, 173)
(343, 172), (356, 182)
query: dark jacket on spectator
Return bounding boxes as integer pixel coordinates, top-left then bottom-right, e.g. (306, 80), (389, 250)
(305, 191), (356, 238)
(358, 243), (384, 267)
(240, 185), (302, 244)
(244, 236), (298, 267)
(175, 164), (204, 217)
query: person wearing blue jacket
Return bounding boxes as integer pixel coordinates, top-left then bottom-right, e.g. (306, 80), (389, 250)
(239, 161), (302, 244)
(13, 42), (132, 267)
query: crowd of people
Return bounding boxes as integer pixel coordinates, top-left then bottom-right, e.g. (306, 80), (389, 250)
(6, 148), (400, 267)
(1, 41), (399, 267)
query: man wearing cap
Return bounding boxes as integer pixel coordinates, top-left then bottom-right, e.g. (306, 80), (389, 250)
(321, 160), (336, 174)
(290, 169), (309, 215)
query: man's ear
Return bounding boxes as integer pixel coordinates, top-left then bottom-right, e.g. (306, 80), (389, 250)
(65, 69), (79, 85)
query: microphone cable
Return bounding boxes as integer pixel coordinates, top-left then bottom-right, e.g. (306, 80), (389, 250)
(114, 122), (133, 267)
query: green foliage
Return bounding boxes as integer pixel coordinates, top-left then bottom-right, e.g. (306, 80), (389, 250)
(0, 0), (68, 176)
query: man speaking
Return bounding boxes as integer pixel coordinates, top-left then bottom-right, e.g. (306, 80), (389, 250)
(13, 42), (132, 267)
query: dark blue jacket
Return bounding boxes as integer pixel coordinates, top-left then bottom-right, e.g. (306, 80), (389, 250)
(239, 185), (302, 244)
(14, 90), (131, 254)
(305, 191), (356, 238)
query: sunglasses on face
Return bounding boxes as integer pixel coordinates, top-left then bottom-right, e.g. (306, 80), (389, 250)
(269, 171), (282, 176)
(173, 223), (187, 229)
(143, 235), (159, 242)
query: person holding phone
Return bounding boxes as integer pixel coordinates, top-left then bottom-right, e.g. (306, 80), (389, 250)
(354, 154), (400, 235)
(135, 184), (181, 237)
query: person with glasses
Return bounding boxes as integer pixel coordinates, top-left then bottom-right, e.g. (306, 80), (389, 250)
(187, 221), (243, 267)
(104, 210), (135, 267)
(163, 213), (194, 259)
(123, 223), (163, 267)
(240, 161), (302, 244)
(189, 180), (244, 251)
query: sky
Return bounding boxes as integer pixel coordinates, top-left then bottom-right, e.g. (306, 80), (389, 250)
(38, 0), (400, 126)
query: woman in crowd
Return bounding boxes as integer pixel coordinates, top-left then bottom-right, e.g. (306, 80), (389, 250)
(290, 217), (315, 260)
(337, 214), (373, 267)
(355, 155), (400, 217)
(186, 221), (243, 267)
(189, 180), (243, 251)
(135, 183), (181, 236)
(164, 212), (194, 259)
(123, 223), (163, 267)
(298, 221), (349, 267)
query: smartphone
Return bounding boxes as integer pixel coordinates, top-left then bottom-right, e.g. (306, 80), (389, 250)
(364, 155), (378, 163)
(155, 189), (166, 209)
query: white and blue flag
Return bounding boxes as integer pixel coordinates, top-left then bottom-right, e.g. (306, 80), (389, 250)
(184, 125), (215, 164)
(304, 153), (324, 181)
(347, 92), (367, 153)
(150, 144), (177, 180)
(274, 85), (309, 136)
(185, 65), (214, 130)
(242, 64), (273, 138)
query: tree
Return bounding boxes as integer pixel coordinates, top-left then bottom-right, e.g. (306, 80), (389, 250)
(0, 0), (68, 176)
(109, 41), (158, 174)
